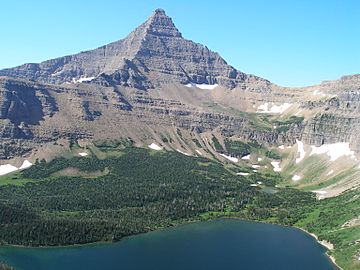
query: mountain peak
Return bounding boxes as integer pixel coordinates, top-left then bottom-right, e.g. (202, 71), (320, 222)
(0, 9), (269, 90)
(143, 8), (182, 38)
(153, 8), (166, 14)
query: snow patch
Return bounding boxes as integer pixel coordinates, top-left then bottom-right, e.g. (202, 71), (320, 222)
(252, 164), (261, 169)
(278, 145), (285, 150)
(0, 160), (33, 176)
(19, 160), (32, 170)
(312, 89), (337, 98)
(310, 142), (355, 161)
(271, 161), (281, 172)
(220, 153), (238, 163)
(237, 172), (250, 176)
(312, 190), (327, 199)
(51, 70), (62, 77)
(78, 152), (88, 157)
(295, 109), (303, 116)
(72, 77), (95, 83)
(313, 89), (327, 96)
(292, 175), (301, 181)
(296, 140), (306, 163)
(257, 102), (292, 114)
(327, 170), (334, 176)
(185, 83), (218, 90)
(313, 190), (327, 194)
(195, 149), (203, 155)
(258, 157), (263, 162)
(177, 149), (191, 156)
(250, 184), (258, 187)
(241, 154), (251, 160)
(148, 143), (162, 151)
(312, 190), (327, 195)
(0, 164), (19, 176)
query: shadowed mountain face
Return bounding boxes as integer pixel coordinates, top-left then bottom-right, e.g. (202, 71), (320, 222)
(0, 9), (269, 90)
(0, 79), (57, 125)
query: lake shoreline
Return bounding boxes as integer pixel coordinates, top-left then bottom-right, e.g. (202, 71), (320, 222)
(297, 227), (342, 270)
(0, 217), (340, 270)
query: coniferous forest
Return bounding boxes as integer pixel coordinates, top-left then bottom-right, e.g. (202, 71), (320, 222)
(0, 146), (358, 269)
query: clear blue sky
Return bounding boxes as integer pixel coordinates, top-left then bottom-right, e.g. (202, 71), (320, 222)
(1, 0), (359, 87)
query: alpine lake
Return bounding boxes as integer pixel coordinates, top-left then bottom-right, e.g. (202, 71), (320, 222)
(0, 219), (335, 270)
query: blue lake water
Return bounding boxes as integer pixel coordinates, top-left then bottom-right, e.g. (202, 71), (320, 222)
(0, 219), (335, 270)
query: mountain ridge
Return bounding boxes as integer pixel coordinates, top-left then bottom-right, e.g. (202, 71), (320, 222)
(0, 9), (269, 91)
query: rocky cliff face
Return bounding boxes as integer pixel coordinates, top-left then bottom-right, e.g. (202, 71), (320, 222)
(0, 78), (58, 125)
(294, 75), (360, 150)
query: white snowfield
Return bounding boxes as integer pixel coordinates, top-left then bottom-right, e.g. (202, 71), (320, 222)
(292, 175), (301, 181)
(251, 164), (261, 169)
(296, 140), (306, 163)
(327, 170), (334, 176)
(51, 70), (62, 76)
(278, 145), (285, 150)
(0, 164), (18, 176)
(195, 149), (203, 155)
(72, 77), (95, 83)
(310, 142), (356, 161)
(241, 154), (251, 160)
(220, 153), (238, 163)
(271, 161), (282, 172)
(78, 152), (89, 157)
(313, 89), (327, 97)
(148, 143), (162, 151)
(237, 172), (250, 176)
(0, 160), (33, 176)
(185, 83), (218, 90)
(312, 190), (327, 194)
(176, 149), (191, 156)
(19, 160), (33, 169)
(312, 89), (337, 98)
(257, 102), (292, 114)
(312, 190), (327, 200)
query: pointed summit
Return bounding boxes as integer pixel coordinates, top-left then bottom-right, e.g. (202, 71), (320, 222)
(144, 8), (182, 38)
(154, 8), (166, 14)
(0, 9), (269, 91)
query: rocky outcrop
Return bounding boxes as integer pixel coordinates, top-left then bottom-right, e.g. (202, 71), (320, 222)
(296, 75), (360, 150)
(0, 78), (58, 125)
(0, 119), (30, 139)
